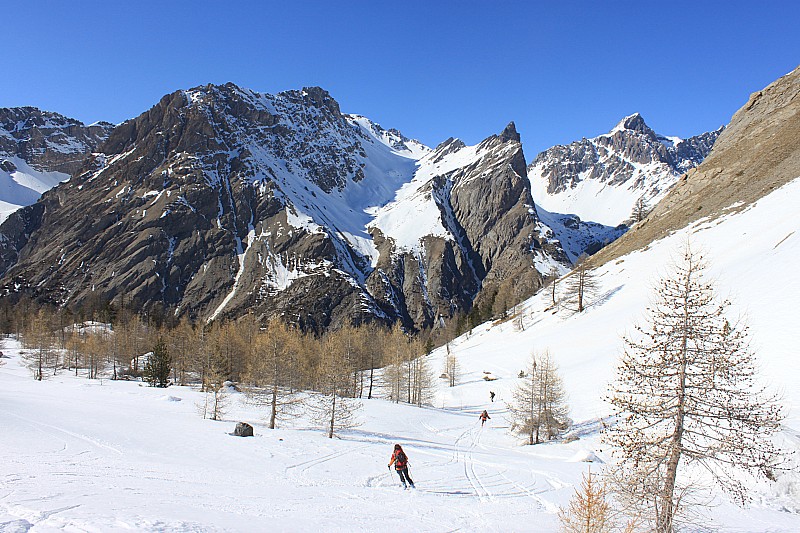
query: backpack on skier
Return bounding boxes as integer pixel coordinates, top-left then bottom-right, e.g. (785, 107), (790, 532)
(393, 449), (407, 469)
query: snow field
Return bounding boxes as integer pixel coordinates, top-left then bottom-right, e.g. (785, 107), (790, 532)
(0, 341), (593, 532)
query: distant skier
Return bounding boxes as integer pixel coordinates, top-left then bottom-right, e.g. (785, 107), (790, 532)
(489, 391), (495, 402)
(388, 444), (415, 489)
(479, 410), (491, 427)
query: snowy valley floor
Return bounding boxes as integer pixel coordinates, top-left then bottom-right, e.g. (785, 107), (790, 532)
(1, 335), (799, 532)
(0, 338), (581, 532)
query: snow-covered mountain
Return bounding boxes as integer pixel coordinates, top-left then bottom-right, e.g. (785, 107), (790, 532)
(0, 86), (569, 330)
(528, 113), (722, 227)
(0, 107), (113, 222)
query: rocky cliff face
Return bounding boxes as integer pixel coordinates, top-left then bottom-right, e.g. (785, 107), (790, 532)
(528, 113), (722, 226)
(0, 107), (113, 175)
(0, 84), (567, 331)
(590, 65), (800, 267)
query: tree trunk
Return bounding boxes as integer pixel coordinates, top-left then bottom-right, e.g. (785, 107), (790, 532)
(328, 394), (336, 439)
(270, 382), (277, 430)
(659, 282), (692, 533)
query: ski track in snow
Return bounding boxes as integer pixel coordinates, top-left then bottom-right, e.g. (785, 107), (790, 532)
(1, 334), (581, 531)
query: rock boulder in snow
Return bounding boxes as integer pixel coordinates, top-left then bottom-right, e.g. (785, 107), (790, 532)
(233, 422), (254, 437)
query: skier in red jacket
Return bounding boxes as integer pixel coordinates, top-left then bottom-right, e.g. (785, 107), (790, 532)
(388, 444), (415, 489)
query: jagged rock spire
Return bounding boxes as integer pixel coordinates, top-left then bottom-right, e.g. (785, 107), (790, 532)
(499, 121), (521, 143)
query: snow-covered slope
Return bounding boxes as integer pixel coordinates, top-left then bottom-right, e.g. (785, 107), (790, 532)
(528, 114), (722, 226)
(534, 206), (627, 263)
(0, 157), (69, 223)
(0, 107), (112, 222)
(435, 176), (800, 425)
(428, 176), (800, 524)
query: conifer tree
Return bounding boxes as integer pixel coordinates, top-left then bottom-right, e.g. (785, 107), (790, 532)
(308, 333), (361, 438)
(443, 344), (460, 388)
(244, 319), (300, 429)
(144, 337), (172, 387)
(508, 350), (569, 444)
(382, 323), (408, 403)
(408, 336), (435, 406)
(558, 468), (613, 533)
(564, 255), (599, 313)
(548, 266), (560, 308)
(631, 196), (651, 223)
(200, 353), (229, 421)
(21, 309), (57, 380)
(604, 246), (784, 532)
(362, 324), (384, 399)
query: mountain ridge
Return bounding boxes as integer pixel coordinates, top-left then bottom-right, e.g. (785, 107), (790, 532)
(0, 82), (728, 331)
(0, 83), (565, 330)
(528, 112), (722, 227)
(589, 64), (800, 268)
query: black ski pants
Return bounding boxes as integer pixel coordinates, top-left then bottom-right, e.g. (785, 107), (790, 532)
(396, 467), (414, 486)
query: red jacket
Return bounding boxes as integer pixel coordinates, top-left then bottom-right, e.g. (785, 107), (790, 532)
(389, 449), (408, 469)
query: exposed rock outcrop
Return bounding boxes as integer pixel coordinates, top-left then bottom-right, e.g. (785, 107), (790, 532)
(0, 107), (113, 175)
(528, 113), (722, 227)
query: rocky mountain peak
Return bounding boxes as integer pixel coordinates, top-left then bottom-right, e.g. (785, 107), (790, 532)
(591, 65), (800, 268)
(529, 113), (723, 226)
(499, 121), (521, 143)
(611, 112), (658, 140)
(0, 83), (570, 332)
(300, 86), (342, 116)
(430, 137), (467, 164)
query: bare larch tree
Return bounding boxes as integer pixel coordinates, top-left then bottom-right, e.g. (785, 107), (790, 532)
(564, 255), (599, 313)
(604, 246), (784, 532)
(508, 349), (569, 444)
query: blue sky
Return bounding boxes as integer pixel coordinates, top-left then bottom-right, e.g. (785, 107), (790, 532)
(4, 1), (799, 156)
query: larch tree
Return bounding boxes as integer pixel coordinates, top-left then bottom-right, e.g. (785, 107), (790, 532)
(548, 266), (560, 308)
(308, 332), (361, 438)
(558, 468), (613, 533)
(604, 246), (784, 533)
(382, 323), (408, 403)
(167, 317), (195, 386)
(564, 255), (599, 313)
(21, 309), (57, 380)
(508, 350), (569, 445)
(443, 344), (460, 388)
(408, 336), (436, 407)
(244, 319), (301, 429)
(200, 352), (230, 421)
(81, 329), (108, 379)
(362, 323), (384, 399)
